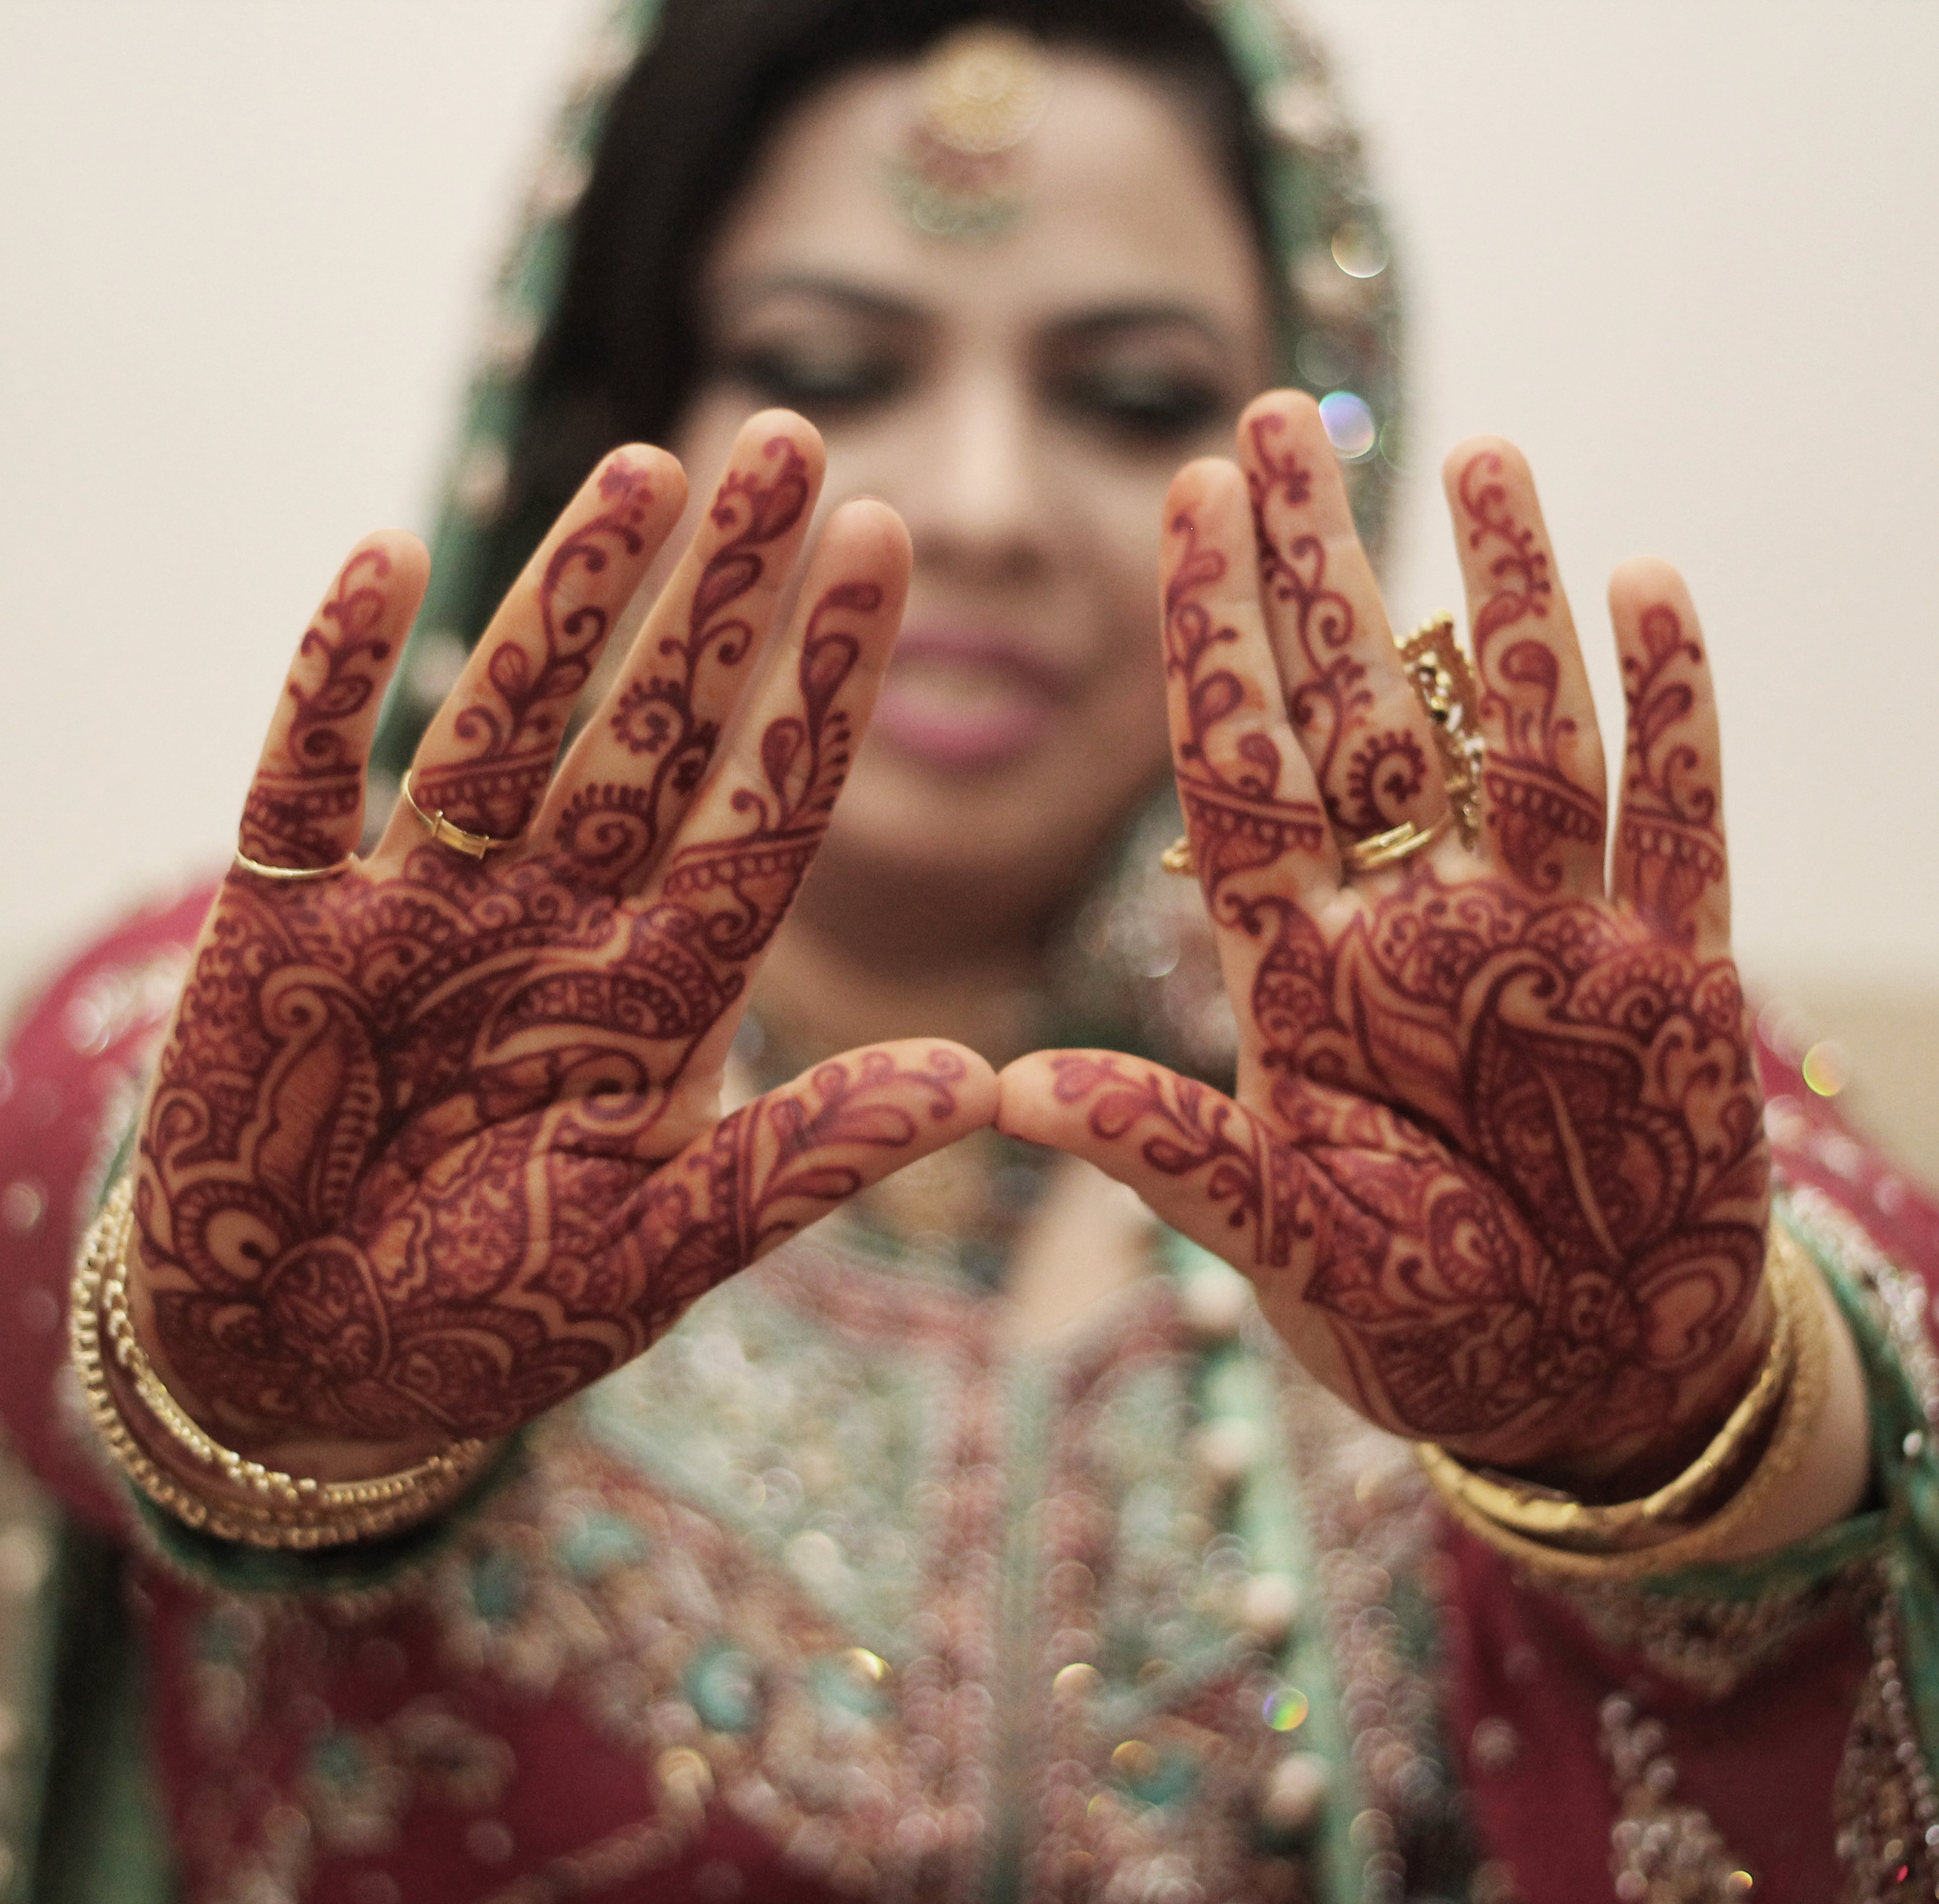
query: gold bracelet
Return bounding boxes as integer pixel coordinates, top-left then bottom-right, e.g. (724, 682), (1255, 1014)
(70, 1176), (491, 1550)
(1417, 1232), (1802, 1555)
(1417, 1226), (1833, 1583)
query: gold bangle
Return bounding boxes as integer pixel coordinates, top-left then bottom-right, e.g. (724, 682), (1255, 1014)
(1418, 1237), (1800, 1555)
(70, 1176), (490, 1550)
(1417, 1226), (1833, 1583)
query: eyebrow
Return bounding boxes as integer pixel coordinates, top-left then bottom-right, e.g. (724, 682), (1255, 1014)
(716, 271), (1243, 354)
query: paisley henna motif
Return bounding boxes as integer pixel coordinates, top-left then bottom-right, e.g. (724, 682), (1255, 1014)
(1049, 869), (1765, 1465)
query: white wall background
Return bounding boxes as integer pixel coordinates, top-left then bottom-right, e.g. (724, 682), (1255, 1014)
(2, 3), (1935, 1090)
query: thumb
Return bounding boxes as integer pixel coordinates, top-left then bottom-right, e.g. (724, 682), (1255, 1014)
(997, 1048), (1282, 1274)
(630, 1039), (996, 1336)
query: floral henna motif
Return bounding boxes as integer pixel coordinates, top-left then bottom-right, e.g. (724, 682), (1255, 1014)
(1163, 504), (1325, 901)
(238, 549), (396, 868)
(413, 458), (660, 841)
(1243, 414), (1418, 837)
(1618, 604), (1726, 943)
(1054, 859), (1767, 1462)
(139, 580), (912, 1448)
(1456, 451), (1603, 891)
(556, 439), (813, 885)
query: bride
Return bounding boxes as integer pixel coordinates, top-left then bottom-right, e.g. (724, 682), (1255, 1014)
(0, 3), (1928, 1898)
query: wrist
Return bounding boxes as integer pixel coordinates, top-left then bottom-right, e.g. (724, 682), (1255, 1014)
(1520, 1264), (1780, 1504)
(75, 1176), (492, 1549)
(1417, 1225), (1833, 1581)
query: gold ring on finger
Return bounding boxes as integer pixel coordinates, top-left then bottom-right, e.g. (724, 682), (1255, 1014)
(232, 849), (356, 883)
(1341, 810), (1453, 876)
(400, 769), (521, 861)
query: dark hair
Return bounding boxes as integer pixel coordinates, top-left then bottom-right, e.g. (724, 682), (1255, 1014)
(477, 0), (1281, 617)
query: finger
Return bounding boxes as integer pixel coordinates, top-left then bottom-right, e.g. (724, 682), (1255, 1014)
(1238, 391), (1447, 846)
(236, 532), (426, 873)
(1443, 437), (1607, 894)
(629, 1040), (998, 1339)
(622, 500), (912, 1078)
(996, 1047), (1288, 1273)
(1607, 556), (1732, 952)
(389, 444), (688, 852)
(1163, 455), (1338, 907)
(541, 414), (826, 887)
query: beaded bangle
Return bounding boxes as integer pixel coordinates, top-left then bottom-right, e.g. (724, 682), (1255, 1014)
(70, 1175), (491, 1550)
(1416, 1226), (1833, 1583)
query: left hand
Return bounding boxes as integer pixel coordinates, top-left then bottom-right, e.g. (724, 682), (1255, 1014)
(1000, 392), (1770, 1484)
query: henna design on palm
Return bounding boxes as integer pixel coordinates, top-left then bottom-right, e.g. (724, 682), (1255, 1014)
(1005, 416), (1767, 1475)
(1038, 858), (1765, 1465)
(1458, 450), (1605, 891)
(133, 437), (990, 1458)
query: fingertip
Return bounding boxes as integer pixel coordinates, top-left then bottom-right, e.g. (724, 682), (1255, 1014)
(1238, 387), (1321, 443)
(992, 1048), (1054, 1134)
(1607, 555), (1693, 620)
(1164, 455), (1245, 524)
(818, 500), (907, 589)
(1440, 434), (1526, 500)
(599, 442), (690, 518)
(737, 407), (827, 468)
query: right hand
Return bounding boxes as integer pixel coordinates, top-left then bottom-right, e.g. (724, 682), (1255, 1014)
(131, 413), (994, 1478)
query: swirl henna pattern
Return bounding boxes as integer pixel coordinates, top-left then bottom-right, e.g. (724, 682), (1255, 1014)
(1247, 414), (1426, 838)
(1021, 473), (1768, 1471)
(1165, 506), (1327, 897)
(411, 458), (661, 843)
(136, 484), (970, 1452)
(1617, 604), (1727, 944)
(238, 549), (397, 869)
(556, 437), (814, 886)
(1457, 450), (1606, 891)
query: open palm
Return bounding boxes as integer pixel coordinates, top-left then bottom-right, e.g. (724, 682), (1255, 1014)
(133, 415), (993, 1469)
(1001, 393), (1769, 1480)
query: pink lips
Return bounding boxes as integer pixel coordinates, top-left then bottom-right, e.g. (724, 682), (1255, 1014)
(869, 624), (1078, 773)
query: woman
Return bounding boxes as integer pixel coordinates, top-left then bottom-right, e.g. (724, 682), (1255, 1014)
(2, 1), (1933, 1898)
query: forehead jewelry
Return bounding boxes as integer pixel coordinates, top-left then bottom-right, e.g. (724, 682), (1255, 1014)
(884, 23), (1052, 242)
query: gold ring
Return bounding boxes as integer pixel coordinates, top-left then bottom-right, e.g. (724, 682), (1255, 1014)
(399, 769), (519, 861)
(1160, 835), (1195, 877)
(1398, 611), (1485, 850)
(232, 849), (355, 882)
(1341, 811), (1452, 875)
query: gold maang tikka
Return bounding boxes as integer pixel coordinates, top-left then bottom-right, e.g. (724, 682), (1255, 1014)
(884, 24), (1052, 241)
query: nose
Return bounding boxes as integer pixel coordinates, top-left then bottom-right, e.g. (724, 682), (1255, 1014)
(894, 354), (1056, 584)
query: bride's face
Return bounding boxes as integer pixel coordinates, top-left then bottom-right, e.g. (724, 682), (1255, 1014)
(674, 51), (1275, 937)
